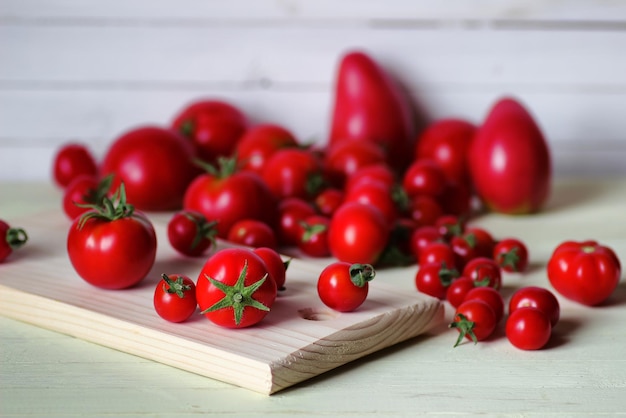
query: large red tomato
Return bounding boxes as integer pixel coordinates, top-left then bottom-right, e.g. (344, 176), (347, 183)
(101, 126), (198, 211)
(469, 97), (551, 214)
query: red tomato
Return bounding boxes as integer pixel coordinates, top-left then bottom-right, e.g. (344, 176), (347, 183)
(343, 180), (399, 227)
(415, 118), (476, 186)
(253, 247), (288, 291)
(297, 215), (331, 258)
(450, 299), (497, 347)
(463, 257), (502, 290)
(52, 143), (98, 188)
(276, 197), (316, 246)
(171, 99), (247, 163)
(153, 274), (197, 323)
(62, 175), (112, 220)
(439, 180), (473, 217)
(469, 97), (551, 214)
(196, 248), (277, 328)
(67, 185), (157, 289)
(450, 234), (480, 271)
(464, 227), (496, 258)
(463, 286), (504, 323)
(101, 126), (198, 211)
(493, 238), (529, 272)
(262, 148), (325, 200)
(415, 262), (458, 300)
(235, 124), (298, 174)
(402, 159), (447, 198)
(345, 163), (397, 192)
(328, 202), (389, 265)
(509, 286), (560, 327)
(227, 219), (277, 250)
(323, 139), (387, 187)
(167, 210), (217, 257)
(435, 215), (465, 241)
(547, 240), (621, 306)
(313, 187), (344, 217)
(446, 277), (475, 308)
(0, 220), (28, 263)
(418, 242), (456, 270)
(408, 195), (444, 228)
(506, 307), (552, 350)
(183, 158), (277, 238)
(409, 226), (442, 261)
(317, 262), (375, 312)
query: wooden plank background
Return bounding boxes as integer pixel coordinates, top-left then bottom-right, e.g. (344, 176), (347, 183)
(1, 0), (625, 181)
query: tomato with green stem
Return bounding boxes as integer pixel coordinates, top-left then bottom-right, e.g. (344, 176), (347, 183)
(415, 262), (458, 300)
(493, 238), (529, 272)
(154, 274), (197, 323)
(463, 257), (502, 290)
(52, 143), (99, 188)
(0, 220), (28, 263)
(235, 124), (298, 174)
(317, 262), (376, 312)
(167, 210), (217, 257)
(297, 215), (331, 258)
(63, 174), (112, 220)
(262, 148), (326, 200)
(450, 299), (497, 347)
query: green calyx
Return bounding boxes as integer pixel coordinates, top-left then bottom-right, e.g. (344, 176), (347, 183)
(438, 262), (460, 287)
(79, 174), (113, 208)
(161, 274), (192, 298)
(499, 247), (520, 271)
(6, 227), (28, 250)
(77, 182), (134, 229)
(194, 155), (239, 179)
(349, 263), (376, 288)
(201, 260), (270, 326)
(299, 221), (327, 243)
(184, 212), (218, 250)
(449, 313), (477, 347)
(179, 119), (195, 139)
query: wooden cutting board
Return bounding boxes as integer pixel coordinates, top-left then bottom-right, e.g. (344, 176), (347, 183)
(0, 211), (443, 395)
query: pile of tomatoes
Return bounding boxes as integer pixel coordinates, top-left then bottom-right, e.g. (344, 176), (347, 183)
(42, 50), (622, 349)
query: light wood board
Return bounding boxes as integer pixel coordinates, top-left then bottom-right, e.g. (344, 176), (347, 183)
(0, 211), (443, 395)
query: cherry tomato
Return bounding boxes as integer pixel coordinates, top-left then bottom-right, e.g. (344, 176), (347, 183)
(253, 247), (289, 291)
(463, 286), (504, 323)
(402, 159), (447, 198)
(62, 175), (112, 220)
(435, 215), (465, 241)
(465, 227), (496, 258)
(408, 195), (444, 227)
(183, 157), (277, 238)
(506, 307), (552, 350)
(450, 233), (480, 271)
(172, 99), (247, 163)
(547, 240), (621, 306)
(276, 197), (316, 246)
(446, 277), (475, 308)
(101, 126), (198, 211)
(418, 242), (456, 270)
(323, 139), (386, 187)
(0, 220), (28, 263)
(463, 257), (502, 290)
(317, 262), (375, 312)
(153, 274), (197, 323)
(297, 215), (331, 258)
(262, 148), (325, 200)
(328, 202), (389, 265)
(196, 248), (277, 328)
(227, 219), (277, 250)
(235, 124), (298, 174)
(167, 210), (217, 257)
(409, 226), (442, 261)
(67, 185), (157, 289)
(343, 180), (399, 227)
(508, 286), (560, 327)
(52, 143), (98, 188)
(415, 262), (458, 300)
(450, 299), (497, 347)
(314, 187), (344, 217)
(345, 163), (397, 192)
(493, 238), (529, 272)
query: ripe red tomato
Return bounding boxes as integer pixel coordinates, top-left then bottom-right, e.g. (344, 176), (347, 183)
(464, 227), (496, 258)
(153, 274), (197, 323)
(446, 277), (475, 308)
(67, 185), (157, 289)
(171, 99), (247, 163)
(313, 187), (344, 217)
(297, 215), (331, 258)
(415, 262), (458, 300)
(450, 299), (497, 347)
(196, 248), (277, 328)
(317, 262), (375, 312)
(262, 148), (325, 200)
(463, 257), (502, 290)
(227, 219), (277, 250)
(167, 210), (217, 257)
(508, 286), (560, 327)
(493, 238), (529, 272)
(52, 143), (98, 188)
(547, 240), (621, 306)
(253, 247), (288, 291)
(345, 163), (397, 192)
(235, 124), (298, 174)
(402, 159), (447, 198)
(409, 226), (442, 261)
(101, 126), (198, 211)
(343, 180), (399, 227)
(408, 195), (443, 228)
(463, 286), (504, 323)
(435, 215), (465, 241)
(62, 175), (111, 220)
(327, 202), (389, 265)
(276, 197), (316, 246)
(0, 220), (28, 263)
(469, 97), (551, 214)
(450, 234), (480, 271)
(418, 242), (456, 270)
(415, 118), (476, 186)
(323, 139), (387, 187)
(183, 158), (277, 238)
(506, 307), (552, 350)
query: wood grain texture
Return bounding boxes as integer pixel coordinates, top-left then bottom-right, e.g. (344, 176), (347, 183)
(0, 210), (443, 395)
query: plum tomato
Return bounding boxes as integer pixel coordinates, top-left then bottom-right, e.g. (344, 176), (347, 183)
(493, 238), (529, 272)
(167, 210), (217, 257)
(506, 307), (552, 350)
(153, 274), (198, 323)
(508, 286), (560, 327)
(52, 143), (98, 188)
(317, 262), (375, 312)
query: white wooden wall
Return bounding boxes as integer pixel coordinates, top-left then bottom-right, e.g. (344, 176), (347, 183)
(1, 0), (626, 181)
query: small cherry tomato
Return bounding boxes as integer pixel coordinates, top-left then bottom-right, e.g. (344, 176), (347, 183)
(463, 257), (502, 290)
(418, 242), (456, 270)
(345, 163), (396, 192)
(253, 247), (289, 291)
(509, 286), (560, 327)
(153, 274), (198, 323)
(235, 124), (299, 174)
(409, 226), (442, 261)
(297, 215), (331, 258)
(415, 262), (458, 300)
(463, 286), (504, 323)
(314, 187), (344, 217)
(52, 143), (98, 188)
(262, 148), (325, 200)
(435, 215), (465, 241)
(323, 139), (387, 187)
(547, 240), (621, 306)
(506, 307), (552, 350)
(227, 219), (277, 249)
(408, 195), (444, 227)
(0, 220), (28, 263)
(493, 238), (529, 272)
(450, 233), (480, 271)
(446, 277), (475, 308)
(465, 227), (496, 258)
(450, 299), (497, 347)
(343, 180), (399, 227)
(167, 210), (217, 257)
(276, 197), (316, 246)
(402, 159), (447, 198)
(317, 262), (375, 312)
(62, 175), (112, 220)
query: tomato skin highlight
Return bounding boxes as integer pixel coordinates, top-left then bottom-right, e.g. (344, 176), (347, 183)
(547, 240), (621, 306)
(153, 274), (197, 323)
(317, 262), (374, 312)
(450, 299), (497, 346)
(53, 143), (99, 189)
(506, 307), (552, 350)
(509, 286), (560, 327)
